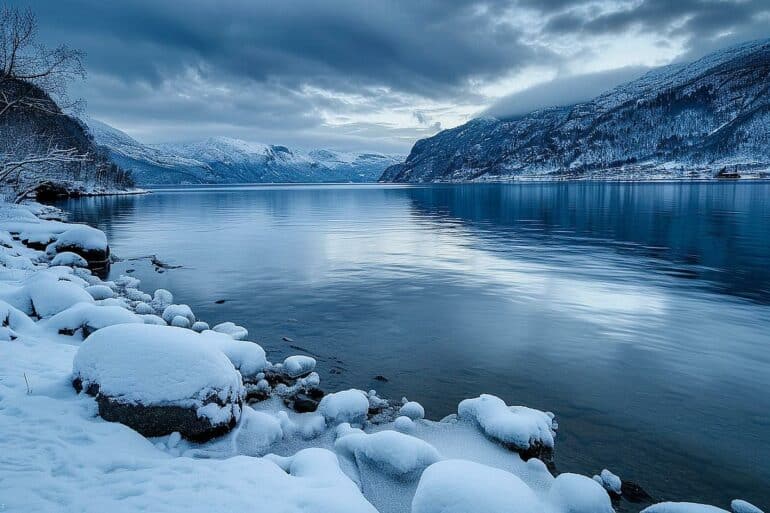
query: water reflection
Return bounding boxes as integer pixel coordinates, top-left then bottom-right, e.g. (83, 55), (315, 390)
(58, 183), (770, 509)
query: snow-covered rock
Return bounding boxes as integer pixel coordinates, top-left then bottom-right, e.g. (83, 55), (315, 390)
(51, 251), (88, 268)
(27, 274), (94, 318)
(201, 330), (268, 380)
(318, 389), (370, 425)
(412, 459), (541, 513)
(731, 500), (764, 513)
(47, 225), (109, 266)
(42, 303), (142, 337)
(151, 288), (174, 311)
(283, 355), (316, 378)
(458, 394), (556, 458)
(84, 284), (114, 300)
(335, 429), (441, 478)
(594, 468), (622, 495)
(212, 321), (248, 340)
(643, 503), (731, 513)
(72, 324), (244, 440)
(161, 304), (195, 325)
(171, 315), (191, 328)
(394, 415), (416, 433)
(548, 473), (615, 513)
(191, 321), (210, 332)
(399, 400), (425, 420)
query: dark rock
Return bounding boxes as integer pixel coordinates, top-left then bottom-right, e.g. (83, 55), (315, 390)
(282, 336), (294, 342)
(290, 394), (319, 413)
(374, 375), (389, 382)
(73, 377), (239, 441)
(215, 299), (226, 304)
(306, 387), (325, 400)
(620, 480), (655, 503)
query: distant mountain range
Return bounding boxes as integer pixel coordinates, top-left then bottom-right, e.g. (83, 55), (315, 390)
(382, 38), (770, 182)
(87, 120), (403, 184)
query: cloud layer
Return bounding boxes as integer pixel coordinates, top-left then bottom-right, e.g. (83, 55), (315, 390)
(10, 0), (770, 151)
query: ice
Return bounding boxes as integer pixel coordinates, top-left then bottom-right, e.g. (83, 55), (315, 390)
(412, 459), (541, 513)
(85, 284), (115, 300)
(72, 324), (243, 412)
(400, 400), (425, 420)
(161, 304), (195, 325)
(336, 429), (441, 478)
(548, 473), (615, 513)
(318, 389), (370, 425)
(212, 321), (248, 340)
(731, 500), (764, 513)
(51, 251), (88, 267)
(457, 394), (556, 451)
(643, 503), (731, 513)
(284, 355), (317, 378)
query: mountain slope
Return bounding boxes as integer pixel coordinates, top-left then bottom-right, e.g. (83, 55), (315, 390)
(88, 121), (402, 184)
(383, 38), (770, 182)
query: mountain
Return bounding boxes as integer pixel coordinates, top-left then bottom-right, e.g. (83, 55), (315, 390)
(0, 79), (134, 199)
(88, 120), (402, 184)
(382, 39), (770, 182)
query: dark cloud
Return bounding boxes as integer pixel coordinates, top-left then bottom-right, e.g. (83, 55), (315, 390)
(5, 0), (770, 150)
(485, 66), (649, 119)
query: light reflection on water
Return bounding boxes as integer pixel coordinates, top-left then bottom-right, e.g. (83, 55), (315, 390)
(60, 182), (770, 509)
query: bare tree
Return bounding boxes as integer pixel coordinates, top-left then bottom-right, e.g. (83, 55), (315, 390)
(0, 4), (85, 118)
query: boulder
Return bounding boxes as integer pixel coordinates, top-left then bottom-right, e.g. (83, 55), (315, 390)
(72, 324), (244, 440)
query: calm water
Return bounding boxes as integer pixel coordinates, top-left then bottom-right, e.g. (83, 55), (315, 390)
(59, 183), (770, 509)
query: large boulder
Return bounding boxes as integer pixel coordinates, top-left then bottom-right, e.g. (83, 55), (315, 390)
(458, 394), (557, 461)
(72, 324), (244, 441)
(47, 225), (110, 272)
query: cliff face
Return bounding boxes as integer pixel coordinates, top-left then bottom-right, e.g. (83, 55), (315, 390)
(383, 39), (770, 182)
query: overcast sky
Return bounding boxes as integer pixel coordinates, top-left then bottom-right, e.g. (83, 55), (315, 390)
(11, 0), (770, 152)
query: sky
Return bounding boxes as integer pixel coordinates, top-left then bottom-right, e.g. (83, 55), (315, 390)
(11, 0), (770, 152)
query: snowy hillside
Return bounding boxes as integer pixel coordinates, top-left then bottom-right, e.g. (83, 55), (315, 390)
(88, 121), (402, 184)
(383, 38), (770, 182)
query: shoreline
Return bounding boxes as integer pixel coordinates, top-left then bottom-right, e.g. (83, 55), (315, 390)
(0, 199), (761, 513)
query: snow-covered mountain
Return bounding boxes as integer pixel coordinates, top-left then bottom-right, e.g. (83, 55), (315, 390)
(382, 38), (770, 182)
(87, 120), (403, 184)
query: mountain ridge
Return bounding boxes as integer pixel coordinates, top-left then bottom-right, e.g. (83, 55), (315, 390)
(382, 38), (770, 182)
(88, 120), (403, 184)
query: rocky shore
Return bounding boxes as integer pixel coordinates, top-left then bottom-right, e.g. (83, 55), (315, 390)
(0, 199), (762, 513)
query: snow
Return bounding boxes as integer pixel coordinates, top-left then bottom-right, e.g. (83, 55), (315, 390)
(234, 406), (284, 456)
(161, 303), (195, 325)
(457, 394), (556, 451)
(201, 330), (268, 379)
(49, 224), (108, 251)
(336, 429), (441, 478)
(595, 468), (622, 494)
(399, 401), (425, 420)
(548, 473), (615, 513)
(412, 459), (541, 513)
(318, 389), (370, 425)
(732, 500), (764, 513)
(151, 288), (174, 311)
(212, 321), (248, 340)
(27, 273), (95, 317)
(191, 320), (210, 332)
(85, 284), (115, 300)
(42, 303), (142, 335)
(72, 324), (243, 413)
(171, 314), (191, 328)
(394, 416), (416, 433)
(642, 504), (732, 513)
(284, 355), (317, 377)
(51, 251), (88, 267)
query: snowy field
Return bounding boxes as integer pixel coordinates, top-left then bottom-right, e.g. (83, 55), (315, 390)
(0, 199), (762, 513)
